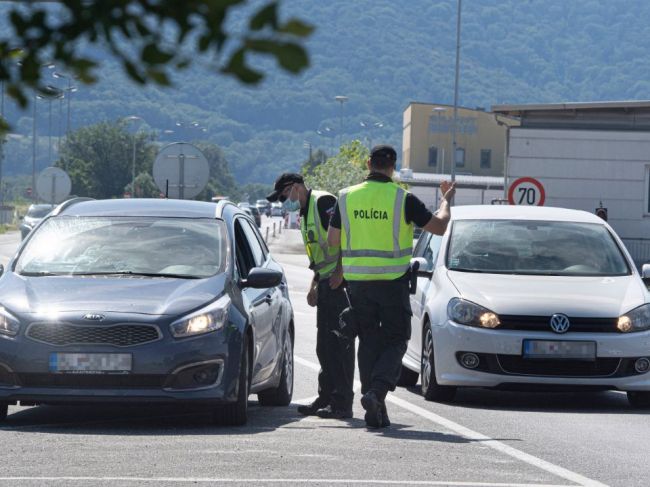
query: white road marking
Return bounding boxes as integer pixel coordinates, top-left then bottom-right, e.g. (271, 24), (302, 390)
(294, 356), (607, 487)
(0, 478), (574, 486)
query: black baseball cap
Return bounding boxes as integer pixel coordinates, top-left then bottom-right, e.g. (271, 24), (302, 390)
(266, 173), (304, 202)
(370, 145), (397, 165)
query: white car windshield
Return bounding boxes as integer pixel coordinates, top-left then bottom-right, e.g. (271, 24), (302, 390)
(16, 216), (228, 278)
(447, 220), (630, 276)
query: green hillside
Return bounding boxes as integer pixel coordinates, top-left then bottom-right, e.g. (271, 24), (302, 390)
(2, 0), (650, 185)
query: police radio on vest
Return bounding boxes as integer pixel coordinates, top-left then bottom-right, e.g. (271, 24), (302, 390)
(353, 209), (389, 220)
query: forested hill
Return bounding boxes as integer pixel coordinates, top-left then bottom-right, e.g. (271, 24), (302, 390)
(3, 0), (650, 184)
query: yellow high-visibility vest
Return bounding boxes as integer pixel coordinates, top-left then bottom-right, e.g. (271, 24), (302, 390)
(339, 181), (413, 281)
(300, 190), (339, 278)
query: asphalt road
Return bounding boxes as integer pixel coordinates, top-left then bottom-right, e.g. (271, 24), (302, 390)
(0, 226), (648, 487)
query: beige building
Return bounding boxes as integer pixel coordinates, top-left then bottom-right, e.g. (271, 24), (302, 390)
(402, 102), (517, 177)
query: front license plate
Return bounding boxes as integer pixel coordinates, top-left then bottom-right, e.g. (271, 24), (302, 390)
(522, 340), (596, 360)
(49, 353), (132, 374)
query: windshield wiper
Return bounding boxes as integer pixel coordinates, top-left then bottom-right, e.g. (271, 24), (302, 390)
(69, 271), (201, 279)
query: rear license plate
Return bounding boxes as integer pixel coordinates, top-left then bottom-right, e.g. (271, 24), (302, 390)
(49, 353), (132, 374)
(522, 340), (596, 360)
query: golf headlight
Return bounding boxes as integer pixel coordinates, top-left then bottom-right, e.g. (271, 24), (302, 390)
(617, 304), (650, 333)
(170, 295), (231, 338)
(0, 307), (20, 337)
(447, 298), (500, 329)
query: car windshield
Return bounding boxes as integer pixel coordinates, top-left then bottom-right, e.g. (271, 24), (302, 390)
(16, 216), (228, 278)
(27, 206), (53, 218)
(446, 219), (630, 276)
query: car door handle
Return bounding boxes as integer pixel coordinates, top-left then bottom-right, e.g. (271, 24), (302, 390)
(264, 294), (273, 304)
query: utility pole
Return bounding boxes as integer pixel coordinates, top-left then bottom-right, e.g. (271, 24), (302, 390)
(451, 0), (462, 184)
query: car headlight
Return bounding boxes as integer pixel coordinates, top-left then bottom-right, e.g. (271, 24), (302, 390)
(617, 304), (650, 333)
(170, 295), (231, 338)
(0, 307), (20, 337)
(447, 298), (500, 329)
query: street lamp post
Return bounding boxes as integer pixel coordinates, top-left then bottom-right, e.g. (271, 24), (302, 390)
(334, 95), (348, 150)
(451, 0), (463, 184)
(52, 72), (77, 135)
(32, 90), (37, 200)
(124, 116), (144, 197)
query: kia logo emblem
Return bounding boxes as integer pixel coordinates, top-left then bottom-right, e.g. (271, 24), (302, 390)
(83, 313), (105, 321)
(549, 314), (570, 334)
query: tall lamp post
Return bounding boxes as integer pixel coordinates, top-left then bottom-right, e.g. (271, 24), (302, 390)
(124, 116), (144, 196)
(37, 86), (64, 166)
(334, 95), (348, 149)
(359, 120), (384, 150)
(52, 72), (77, 135)
(451, 0), (463, 184)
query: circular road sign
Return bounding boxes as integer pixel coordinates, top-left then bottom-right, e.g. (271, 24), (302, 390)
(508, 177), (546, 206)
(36, 167), (71, 204)
(153, 143), (209, 199)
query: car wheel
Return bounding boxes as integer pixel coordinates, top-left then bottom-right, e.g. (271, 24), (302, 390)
(421, 323), (456, 402)
(258, 328), (294, 406)
(214, 340), (250, 426)
(0, 403), (7, 422)
(627, 391), (650, 408)
(397, 365), (419, 387)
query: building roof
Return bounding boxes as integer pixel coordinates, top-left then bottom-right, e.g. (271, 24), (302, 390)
(396, 170), (504, 190)
(491, 101), (650, 131)
(492, 100), (650, 116)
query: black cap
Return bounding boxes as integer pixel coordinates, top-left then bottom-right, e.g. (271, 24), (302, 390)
(266, 173), (304, 202)
(370, 144), (397, 165)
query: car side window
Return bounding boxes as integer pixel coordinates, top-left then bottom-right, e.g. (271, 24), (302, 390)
(413, 233), (432, 258)
(423, 235), (443, 272)
(234, 220), (257, 278)
(240, 220), (265, 267)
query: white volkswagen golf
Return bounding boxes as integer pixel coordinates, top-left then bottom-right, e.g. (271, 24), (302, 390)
(400, 205), (650, 408)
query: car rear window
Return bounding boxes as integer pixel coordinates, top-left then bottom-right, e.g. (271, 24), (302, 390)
(16, 216), (228, 278)
(447, 219), (630, 276)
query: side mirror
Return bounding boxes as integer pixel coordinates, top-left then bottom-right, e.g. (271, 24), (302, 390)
(642, 264), (650, 284)
(411, 257), (432, 278)
(241, 267), (283, 289)
(0, 264), (5, 277)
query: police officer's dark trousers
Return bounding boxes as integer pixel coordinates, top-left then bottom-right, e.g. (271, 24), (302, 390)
(316, 280), (355, 410)
(347, 278), (411, 401)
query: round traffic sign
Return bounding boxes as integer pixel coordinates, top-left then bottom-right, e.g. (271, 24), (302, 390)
(153, 143), (209, 199)
(36, 167), (71, 204)
(508, 177), (546, 206)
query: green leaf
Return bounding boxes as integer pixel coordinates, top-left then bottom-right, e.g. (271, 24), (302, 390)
(142, 43), (174, 65)
(272, 42), (309, 73)
(147, 68), (171, 85)
(249, 2), (278, 31)
(222, 49), (263, 84)
(277, 19), (314, 37)
(123, 60), (146, 84)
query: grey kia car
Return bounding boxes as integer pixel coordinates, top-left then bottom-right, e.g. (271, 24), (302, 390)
(0, 198), (294, 425)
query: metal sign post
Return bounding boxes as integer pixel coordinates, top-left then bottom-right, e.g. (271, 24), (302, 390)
(153, 143), (209, 200)
(36, 167), (72, 204)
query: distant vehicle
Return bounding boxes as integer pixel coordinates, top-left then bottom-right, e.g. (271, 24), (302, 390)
(247, 206), (262, 227)
(401, 204), (650, 409)
(19, 204), (55, 240)
(270, 203), (285, 218)
(256, 199), (271, 216)
(0, 198), (294, 425)
(238, 202), (250, 208)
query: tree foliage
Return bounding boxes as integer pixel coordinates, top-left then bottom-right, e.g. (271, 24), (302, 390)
(303, 140), (369, 195)
(0, 0), (313, 107)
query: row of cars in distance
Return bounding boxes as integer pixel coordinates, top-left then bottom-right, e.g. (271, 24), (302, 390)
(237, 200), (286, 227)
(0, 197), (294, 425)
(400, 205), (650, 408)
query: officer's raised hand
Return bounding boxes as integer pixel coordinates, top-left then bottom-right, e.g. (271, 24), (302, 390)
(440, 180), (456, 202)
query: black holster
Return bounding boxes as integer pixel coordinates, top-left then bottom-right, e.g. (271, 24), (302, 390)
(408, 259), (420, 295)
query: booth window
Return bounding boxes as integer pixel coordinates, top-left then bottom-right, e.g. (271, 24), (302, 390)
(480, 149), (492, 169)
(428, 146), (438, 167)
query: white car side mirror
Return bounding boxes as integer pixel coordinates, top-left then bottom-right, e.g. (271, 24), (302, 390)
(642, 263), (650, 281)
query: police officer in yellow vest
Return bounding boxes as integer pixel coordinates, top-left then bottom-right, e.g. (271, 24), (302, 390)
(328, 146), (455, 428)
(267, 173), (355, 419)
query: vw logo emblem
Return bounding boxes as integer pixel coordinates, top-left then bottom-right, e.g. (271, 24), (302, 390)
(83, 313), (105, 321)
(549, 314), (570, 334)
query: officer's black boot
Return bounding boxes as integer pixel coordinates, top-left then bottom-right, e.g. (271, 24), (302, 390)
(315, 405), (352, 419)
(297, 397), (328, 416)
(360, 390), (383, 428)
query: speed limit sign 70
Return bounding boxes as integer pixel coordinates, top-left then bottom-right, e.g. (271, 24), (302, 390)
(508, 177), (546, 206)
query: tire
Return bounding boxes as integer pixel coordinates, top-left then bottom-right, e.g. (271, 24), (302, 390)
(397, 364), (419, 387)
(258, 328), (294, 406)
(214, 340), (250, 426)
(0, 403), (7, 422)
(421, 323), (456, 402)
(627, 391), (650, 409)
